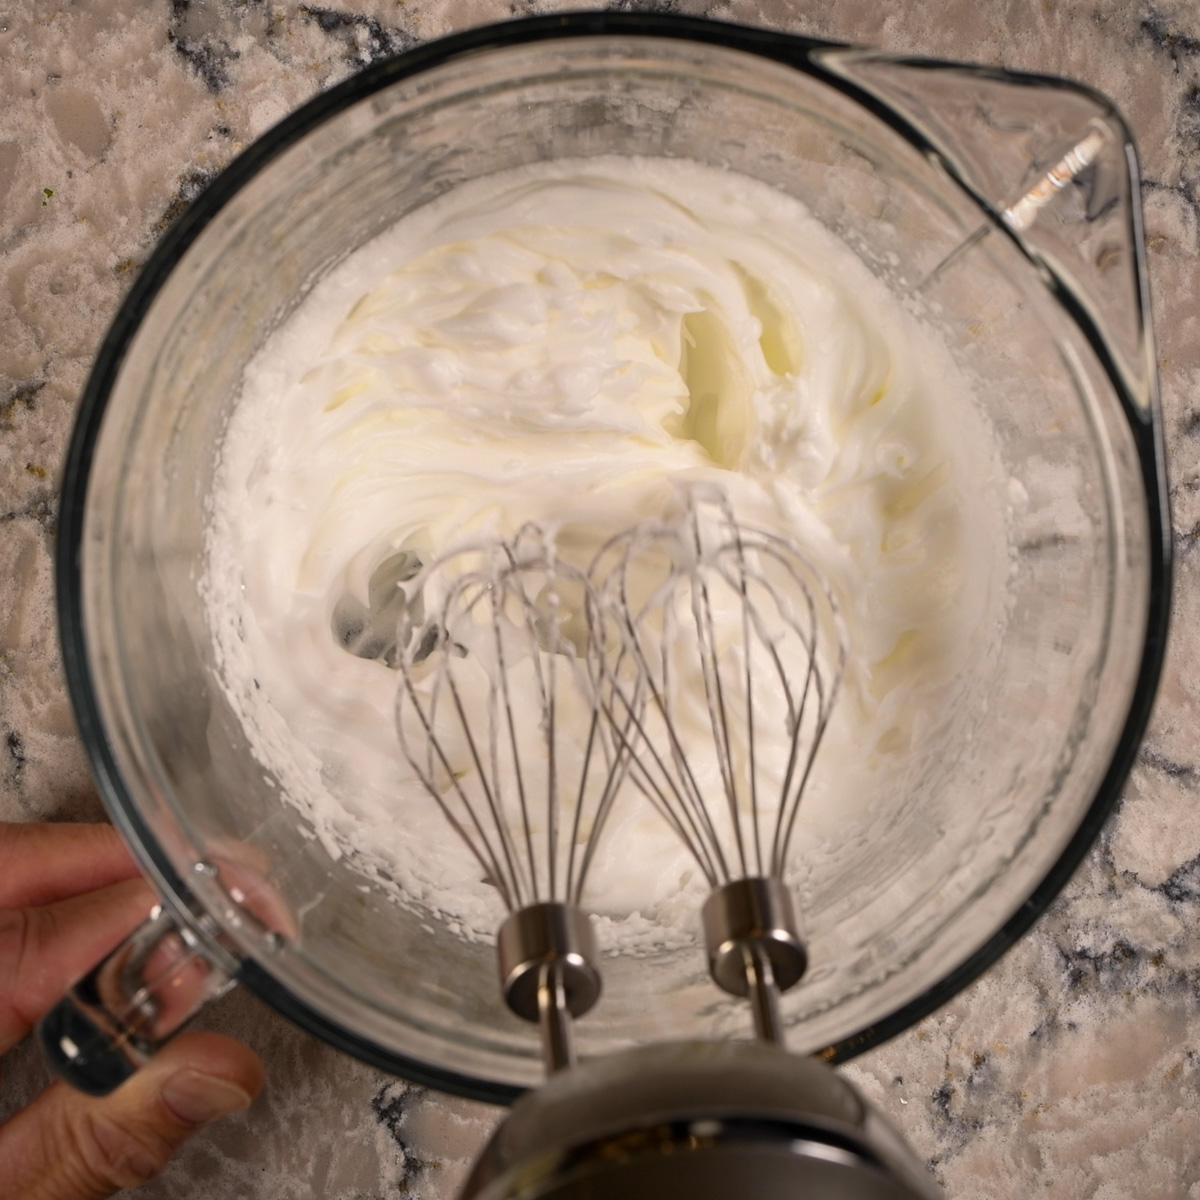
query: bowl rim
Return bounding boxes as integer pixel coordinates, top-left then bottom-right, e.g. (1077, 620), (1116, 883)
(56, 10), (1172, 1104)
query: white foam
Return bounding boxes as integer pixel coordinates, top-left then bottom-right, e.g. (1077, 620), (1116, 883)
(203, 156), (1006, 942)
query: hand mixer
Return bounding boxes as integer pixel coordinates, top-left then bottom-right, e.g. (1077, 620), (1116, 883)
(395, 491), (939, 1199)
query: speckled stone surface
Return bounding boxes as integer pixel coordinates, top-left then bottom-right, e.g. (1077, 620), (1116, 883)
(1, 0), (1199, 1196)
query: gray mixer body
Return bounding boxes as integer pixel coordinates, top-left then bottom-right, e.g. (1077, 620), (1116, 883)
(461, 1040), (940, 1199)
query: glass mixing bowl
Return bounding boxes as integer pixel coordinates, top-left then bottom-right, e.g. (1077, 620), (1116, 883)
(49, 14), (1170, 1101)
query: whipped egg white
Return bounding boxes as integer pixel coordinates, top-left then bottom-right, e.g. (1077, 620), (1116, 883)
(204, 157), (1003, 938)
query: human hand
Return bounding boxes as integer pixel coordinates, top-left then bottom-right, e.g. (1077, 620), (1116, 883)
(0, 822), (264, 1199)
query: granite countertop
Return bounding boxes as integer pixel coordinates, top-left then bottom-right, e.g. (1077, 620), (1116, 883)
(2, 0), (1199, 1196)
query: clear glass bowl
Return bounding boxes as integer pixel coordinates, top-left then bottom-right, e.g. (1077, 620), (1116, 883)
(54, 14), (1170, 1101)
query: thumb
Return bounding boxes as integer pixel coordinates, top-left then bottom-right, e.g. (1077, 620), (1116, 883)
(2, 1032), (264, 1200)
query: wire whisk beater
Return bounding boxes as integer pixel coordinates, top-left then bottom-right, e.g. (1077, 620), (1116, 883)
(592, 491), (848, 1042)
(394, 526), (630, 1071)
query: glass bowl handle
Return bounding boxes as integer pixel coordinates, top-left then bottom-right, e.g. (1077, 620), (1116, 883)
(37, 904), (234, 1096)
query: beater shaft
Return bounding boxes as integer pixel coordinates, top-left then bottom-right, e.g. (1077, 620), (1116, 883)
(743, 944), (784, 1045)
(536, 962), (575, 1073)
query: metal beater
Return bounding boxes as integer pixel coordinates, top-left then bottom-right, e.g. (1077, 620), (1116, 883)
(589, 488), (847, 1045)
(394, 524), (631, 1072)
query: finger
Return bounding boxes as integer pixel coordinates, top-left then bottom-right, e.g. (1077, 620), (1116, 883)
(0, 823), (141, 909)
(0, 878), (156, 1054)
(0, 1032), (264, 1200)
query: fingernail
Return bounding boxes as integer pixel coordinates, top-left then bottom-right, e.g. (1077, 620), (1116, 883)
(163, 1070), (254, 1126)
